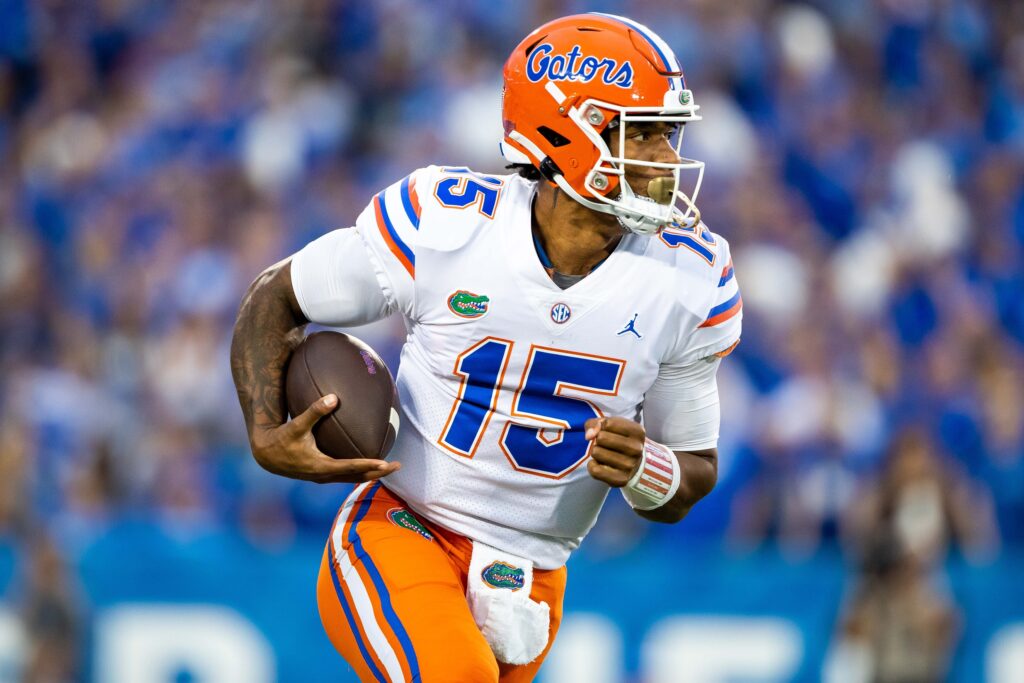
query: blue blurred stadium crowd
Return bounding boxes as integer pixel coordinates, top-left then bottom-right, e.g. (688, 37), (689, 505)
(1, 0), (1023, 680)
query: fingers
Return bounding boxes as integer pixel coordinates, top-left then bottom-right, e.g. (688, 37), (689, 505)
(591, 430), (643, 458)
(310, 458), (402, 484)
(252, 415), (402, 484)
(596, 417), (646, 439)
(584, 416), (645, 441)
(289, 394), (339, 433)
(590, 445), (638, 472)
(587, 459), (631, 487)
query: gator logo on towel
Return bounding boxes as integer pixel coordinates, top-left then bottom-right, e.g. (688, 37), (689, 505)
(386, 508), (433, 541)
(448, 290), (490, 319)
(481, 561), (525, 591)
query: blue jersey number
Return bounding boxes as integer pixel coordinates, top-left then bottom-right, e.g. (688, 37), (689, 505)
(438, 341), (625, 478)
(438, 338), (512, 456)
(660, 223), (717, 265)
(434, 168), (504, 218)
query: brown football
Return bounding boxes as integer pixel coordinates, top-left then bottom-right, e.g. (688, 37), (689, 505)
(285, 331), (400, 460)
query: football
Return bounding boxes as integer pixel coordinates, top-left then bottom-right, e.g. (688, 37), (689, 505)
(285, 331), (400, 459)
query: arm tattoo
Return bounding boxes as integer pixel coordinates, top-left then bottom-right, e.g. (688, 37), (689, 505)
(230, 264), (306, 436)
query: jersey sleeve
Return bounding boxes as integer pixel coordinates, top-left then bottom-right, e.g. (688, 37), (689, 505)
(670, 235), (743, 365)
(643, 234), (740, 450)
(290, 227), (392, 326)
(353, 167), (434, 319)
(643, 357), (722, 451)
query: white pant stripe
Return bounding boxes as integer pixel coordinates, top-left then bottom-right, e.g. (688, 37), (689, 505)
(332, 483), (406, 682)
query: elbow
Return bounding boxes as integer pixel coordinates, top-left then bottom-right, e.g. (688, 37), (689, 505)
(234, 259), (307, 329)
(698, 465), (719, 500)
(646, 499), (695, 525)
(670, 478), (717, 524)
(683, 447), (719, 502)
(662, 505), (691, 525)
(660, 450), (719, 524)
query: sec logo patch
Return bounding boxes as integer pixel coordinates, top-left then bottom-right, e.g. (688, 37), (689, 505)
(550, 303), (571, 324)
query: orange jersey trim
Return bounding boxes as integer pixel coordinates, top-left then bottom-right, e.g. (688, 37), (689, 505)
(373, 195), (415, 278)
(699, 294), (742, 328)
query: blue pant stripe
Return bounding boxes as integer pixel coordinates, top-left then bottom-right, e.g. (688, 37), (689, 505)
(348, 483), (422, 681)
(329, 539), (388, 683)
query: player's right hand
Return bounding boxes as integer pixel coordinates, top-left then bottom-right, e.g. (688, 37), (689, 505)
(249, 394), (402, 484)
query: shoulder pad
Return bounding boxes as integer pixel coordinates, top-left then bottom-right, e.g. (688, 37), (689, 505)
(643, 223), (733, 317)
(654, 222), (730, 277)
(416, 167), (527, 252)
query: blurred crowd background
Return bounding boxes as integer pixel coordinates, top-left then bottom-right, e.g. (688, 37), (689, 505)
(1, 0), (1022, 681)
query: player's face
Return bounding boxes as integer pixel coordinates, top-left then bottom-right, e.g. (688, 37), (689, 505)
(608, 121), (683, 202)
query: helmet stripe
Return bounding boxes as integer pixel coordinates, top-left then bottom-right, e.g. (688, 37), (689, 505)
(590, 13), (683, 84)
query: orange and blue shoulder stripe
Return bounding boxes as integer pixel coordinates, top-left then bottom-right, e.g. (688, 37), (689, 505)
(399, 175), (421, 228)
(700, 289), (742, 328)
(718, 260), (734, 287)
(372, 174), (422, 279)
(700, 258), (741, 328)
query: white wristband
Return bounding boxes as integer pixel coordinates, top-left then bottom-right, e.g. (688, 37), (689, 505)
(621, 440), (681, 510)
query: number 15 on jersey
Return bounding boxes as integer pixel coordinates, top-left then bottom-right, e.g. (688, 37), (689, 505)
(438, 338), (626, 479)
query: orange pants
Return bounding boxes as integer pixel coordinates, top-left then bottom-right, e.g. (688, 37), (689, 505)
(317, 482), (566, 682)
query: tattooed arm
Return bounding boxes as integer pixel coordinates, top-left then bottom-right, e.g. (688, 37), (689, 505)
(230, 259), (400, 483)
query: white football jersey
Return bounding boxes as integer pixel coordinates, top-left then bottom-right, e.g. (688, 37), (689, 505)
(308, 166), (741, 568)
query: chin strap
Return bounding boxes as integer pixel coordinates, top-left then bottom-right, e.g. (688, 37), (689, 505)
(551, 173), (670, 235)
(551, 173), (613, 215)
(614, 194), (671, 235)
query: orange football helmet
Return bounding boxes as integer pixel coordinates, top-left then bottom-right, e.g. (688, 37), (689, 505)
(501, 13), (703, 235)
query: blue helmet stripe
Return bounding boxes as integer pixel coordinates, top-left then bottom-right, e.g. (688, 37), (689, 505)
(591, 12), (682, 77)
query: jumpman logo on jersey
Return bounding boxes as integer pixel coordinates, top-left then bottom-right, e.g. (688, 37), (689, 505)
(617, 314), (643, 339)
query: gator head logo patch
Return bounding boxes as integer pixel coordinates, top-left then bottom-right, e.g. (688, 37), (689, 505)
(481, 561), (525, 591)
(448, 290), (490, 319)
(386, 508), (433, 541)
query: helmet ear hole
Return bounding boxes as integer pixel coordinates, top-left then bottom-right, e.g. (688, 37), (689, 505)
(538, 157), (564, 183)
(599, 117), (620, 143)
(536, 126), (571, 148)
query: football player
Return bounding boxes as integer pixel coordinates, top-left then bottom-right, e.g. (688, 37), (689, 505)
(231, 13), (741, 682)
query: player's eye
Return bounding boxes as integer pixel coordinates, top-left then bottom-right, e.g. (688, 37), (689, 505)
(628, 125), (678, 143)
(628, 129), (656, 142)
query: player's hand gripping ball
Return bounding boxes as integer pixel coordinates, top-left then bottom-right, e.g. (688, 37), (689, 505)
(286, 332), (402, 460)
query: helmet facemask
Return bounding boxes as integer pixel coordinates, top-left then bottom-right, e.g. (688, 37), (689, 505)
(507, 81), (705, 236)
(594, 111), (705, 235)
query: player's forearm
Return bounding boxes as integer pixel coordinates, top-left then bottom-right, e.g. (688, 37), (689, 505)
(636, 448), (717, 524)
(230, 260), (307, 436)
